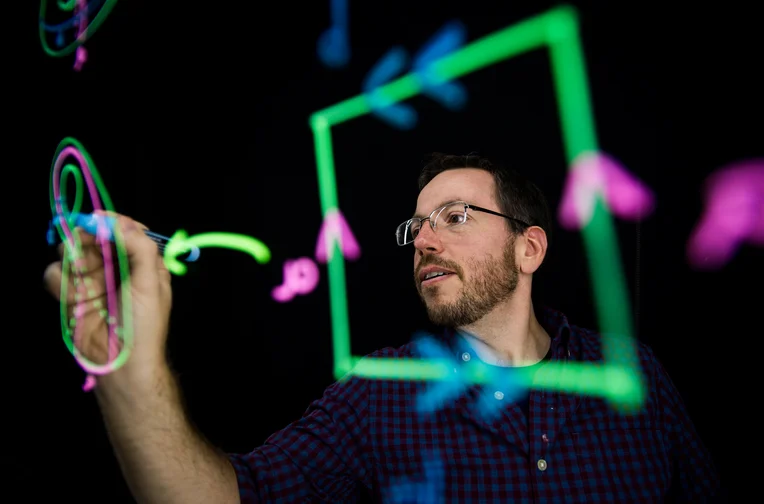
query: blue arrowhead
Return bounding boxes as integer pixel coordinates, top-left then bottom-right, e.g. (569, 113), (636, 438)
(316, 0), (350, 68)
(473, 366), (529, 421)
(411, 334), (470, 415)
(362, 47), (417, 129)
(412, 20), (468, 111)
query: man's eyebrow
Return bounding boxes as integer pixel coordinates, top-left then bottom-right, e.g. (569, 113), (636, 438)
(412, 198), (462, 219)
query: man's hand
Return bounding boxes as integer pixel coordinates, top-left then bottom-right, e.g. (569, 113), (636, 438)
(43, 211), (173, 384)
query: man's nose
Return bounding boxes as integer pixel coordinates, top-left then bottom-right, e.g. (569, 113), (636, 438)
(413, 221), (442, 252)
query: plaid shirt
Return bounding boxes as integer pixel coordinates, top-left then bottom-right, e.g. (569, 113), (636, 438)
(229, 308), (721, 503)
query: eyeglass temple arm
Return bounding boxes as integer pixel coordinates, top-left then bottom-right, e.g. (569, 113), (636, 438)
(468, 204), (531, 228)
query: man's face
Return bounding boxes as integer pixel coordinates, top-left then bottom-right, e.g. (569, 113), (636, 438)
(412, 168), (520, 327)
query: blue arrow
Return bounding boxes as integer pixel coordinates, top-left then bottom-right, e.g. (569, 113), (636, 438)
(413, 20), (468, 111)
(411, 333), (470, 415)
(362, 46), (417, 130)
(385, 449), (445, 504)
(316, 0), (350, 68)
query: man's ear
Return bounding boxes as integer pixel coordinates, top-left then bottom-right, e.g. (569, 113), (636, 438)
(518, 226), (548, 274)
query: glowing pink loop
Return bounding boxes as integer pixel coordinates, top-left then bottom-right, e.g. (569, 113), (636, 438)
(687, 160), (764, 269)
(52, 146), (120, 379)
(272, 258), (320, 302)
(558, 151), (655, 230)
(315, 209), (361, 263)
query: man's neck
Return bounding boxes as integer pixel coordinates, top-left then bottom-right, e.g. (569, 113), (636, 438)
(458, 293), (550, 366)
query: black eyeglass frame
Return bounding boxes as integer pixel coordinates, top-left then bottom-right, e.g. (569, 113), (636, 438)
(395, 200), (532, 246)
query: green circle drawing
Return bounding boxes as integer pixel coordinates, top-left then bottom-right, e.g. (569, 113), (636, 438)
(39, 0), (120, 57)
(50, 136), (134, 375)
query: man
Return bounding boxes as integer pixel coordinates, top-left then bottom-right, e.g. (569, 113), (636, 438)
(45, 153), (721, 503)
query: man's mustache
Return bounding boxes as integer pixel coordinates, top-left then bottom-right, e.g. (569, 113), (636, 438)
(415, 257), (462, 282)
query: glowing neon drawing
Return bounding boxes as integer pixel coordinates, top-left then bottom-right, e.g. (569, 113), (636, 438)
(362, 21), (466, 129)
(363, 47), (414, 129)
(687, 159), (764, 269)
(317, 0), (350, 68)
(49, 137), (133, 391)
(163, 229), (271, 276)
(47, 212), (201, 263)
(558, 151), (655, 229)
(413, 334), (531, 419)
(412, 335), (471, 414)
(272, 257), (320, 302)
(315, 208), (361, 263)
(72, 0), (88, 71)
(413, 20), (468, 111)
(310, 5), (646, 412)
(39, 0), (118, 58)
(385, 450), (445, 504)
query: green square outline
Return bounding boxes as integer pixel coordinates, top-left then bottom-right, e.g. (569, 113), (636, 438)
(309, 5), (645, 410)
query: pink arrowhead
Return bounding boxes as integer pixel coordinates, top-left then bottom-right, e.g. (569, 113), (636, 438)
(558, 152), (655, 230)
(315, 209), (361, 263)
(687, 160), (764, 269)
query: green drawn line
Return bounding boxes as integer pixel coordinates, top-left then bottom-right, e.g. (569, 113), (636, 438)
(309, 5), (645, 411)
(39, 0), (120, 57)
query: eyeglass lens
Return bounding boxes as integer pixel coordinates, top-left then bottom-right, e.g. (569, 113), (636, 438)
(397, 202), (467, 245)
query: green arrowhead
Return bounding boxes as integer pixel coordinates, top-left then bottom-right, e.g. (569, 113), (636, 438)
(164, 229), (192, 275)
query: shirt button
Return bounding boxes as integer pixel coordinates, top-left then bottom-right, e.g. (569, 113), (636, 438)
(461, 352), (471, 361)
(494, 391), (504, 400)
(537, 459), (547, 471)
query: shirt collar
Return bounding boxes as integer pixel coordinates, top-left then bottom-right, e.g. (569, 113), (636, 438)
(439, 306), (573, 366)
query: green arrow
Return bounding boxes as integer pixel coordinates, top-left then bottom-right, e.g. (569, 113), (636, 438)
(163, 229), (271, 275)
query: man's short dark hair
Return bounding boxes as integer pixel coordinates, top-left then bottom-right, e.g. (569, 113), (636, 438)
(418, 152), (553, 245)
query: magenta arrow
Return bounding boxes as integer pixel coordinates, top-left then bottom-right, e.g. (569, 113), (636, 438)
(315, 209), (361, 263)
(687, 159), (764, 269)
(558, 151), (655, 230)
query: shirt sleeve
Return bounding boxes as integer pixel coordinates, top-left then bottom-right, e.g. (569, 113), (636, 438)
(227, 373), (374, 503)
(653, 354), (724, 501)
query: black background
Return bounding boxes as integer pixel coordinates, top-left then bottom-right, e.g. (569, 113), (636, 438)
(7, 0), (760, 501)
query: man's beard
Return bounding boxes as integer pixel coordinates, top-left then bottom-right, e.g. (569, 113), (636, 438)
(416, 238), (519, 327)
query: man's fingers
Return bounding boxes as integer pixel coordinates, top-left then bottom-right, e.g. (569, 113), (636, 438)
(90, 212), (164, 293)
(57, 227), (96, 259)
(43, 261), (64, 301)
(54, 212), (169, 297)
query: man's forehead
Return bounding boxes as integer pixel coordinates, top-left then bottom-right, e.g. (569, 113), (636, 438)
(414, 169), (495, 217)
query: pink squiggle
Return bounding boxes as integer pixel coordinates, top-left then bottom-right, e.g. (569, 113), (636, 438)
(53, 146), (120, 384)
(72, 0), (88, 72)
(558, 151), (655, 230)
(272, 257), (320, 302)
(687, 160), (764, 269)
(315, 209), (361, 263)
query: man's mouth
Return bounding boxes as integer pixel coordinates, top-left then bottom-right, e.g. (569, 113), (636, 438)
(420, 268), (456, 286)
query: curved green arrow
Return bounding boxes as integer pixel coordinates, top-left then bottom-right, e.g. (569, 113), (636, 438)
(163, 229), (271, 276)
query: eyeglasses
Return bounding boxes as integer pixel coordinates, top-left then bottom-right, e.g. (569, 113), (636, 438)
(395, 200), (531, 246)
